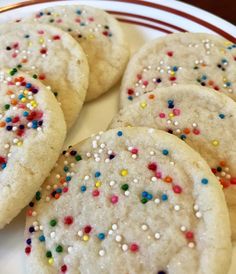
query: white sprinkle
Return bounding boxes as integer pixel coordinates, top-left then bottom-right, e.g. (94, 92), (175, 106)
(68, 246), (73, 253)
(112, 224), (118, 230)
(86, 152), (91, 157)
(132, 154), (137, 159)
(196, 211), (202, 218)
(141, 224), (148, 231)
(92, 140), (97, 148)
(192, 123), (198, 128)
(220, 172), (226, 177)
(107, 150), (113, 155)
(84, 175), (90, 181)
(115, 235), (122, 242)
(13, 138), (18, 144)
(78, 230), (83, 237)
(95, 157), (100, 162)
(193, 204), (199, 211)
(50, 232), (56, 238)
(170, 161), (175, 166)
(180, 226), (186, 232)
(176, 129), (181, 134)
(105, 158), (110, 163)
(122, 244), (128, 252)
(133, 179), (138, 183)
(32, 211), (37, 217)
(108, 230), (113, 235)
(100, 143), (105, 148)
(149, 151), (155, 155)
(188, 242), (195, 248)
(99, 249), (105, 256)
(4, 144), (9, 149)
(124, 191), (130, 196)
(39, 225), (43, 230)
(174, 205), (180, 211)
(109, 180), (115, 186)
(154, 198), (160, 204)
(173, 121), (179, 126)
(151, 177), (157, 182)
(155, 232), (161, 239)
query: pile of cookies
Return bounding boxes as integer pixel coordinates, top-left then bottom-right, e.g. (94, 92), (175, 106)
(0, 4), (235, 274)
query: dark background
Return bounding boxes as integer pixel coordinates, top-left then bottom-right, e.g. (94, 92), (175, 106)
(181, 0), (236, 25)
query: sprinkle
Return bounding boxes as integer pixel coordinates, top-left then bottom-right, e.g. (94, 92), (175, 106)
(154, 232), (161, 239)
(120, 169), (128, 176)
(99, 249), (105, 256)
(201, 178), (208, 185)
(130, 243), (139, 252)
(162, 149), (169, 155)
(212, 140), (219, 146)
(117, 131), (123, 137)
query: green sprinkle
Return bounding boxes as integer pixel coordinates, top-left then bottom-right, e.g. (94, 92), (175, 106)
(56, 245), (63, 253)
(121, 184), (129, 191)
(75, 155), (82, 161)
(50, 219), (57, 227)
(141, 198), (148, 204)
(4, 104), (10, 110)
(46, 251), (52, 258)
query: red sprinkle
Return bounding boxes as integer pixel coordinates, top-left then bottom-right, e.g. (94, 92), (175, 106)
(92, 189), (100, 197)
(84, 225), (92, 234)
(64, 216), (74, 225)
(127, 89), (134, 95)
(131, 148), (138, 154)
(148, 162), (157, 171)
(25, 246), (31, 255)
(193, 129), (200, 135)
(185, 231), (194, 240)
(110, 195), (119, 204)
(230, 178), (236, 184)
(61, 264), (67, 273)
(52, 35), (61, 40)
(167, 51), (173, 57)
(172, 185), (182, 194)
(130, 243), (139, 252)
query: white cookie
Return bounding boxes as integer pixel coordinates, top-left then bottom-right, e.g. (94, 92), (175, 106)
(120, 32), (236, 107)
(0, 70), (66, 228)
(112, 84), (236, 239)
(0, 22), (89, 128)
(25, 5), (129, 101)
(25, 127), (231, 274)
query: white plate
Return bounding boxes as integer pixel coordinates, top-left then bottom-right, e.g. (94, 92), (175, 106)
(0, 0), (235, 273)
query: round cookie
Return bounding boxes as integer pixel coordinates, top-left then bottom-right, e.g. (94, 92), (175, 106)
(0, 70), (66, 228)
(25, 5), (130, 101)
(0, 22), (89, 128)
(111, 84), (236, 239)
(120, 32), (236, 107)
(25, 127), (231, 274)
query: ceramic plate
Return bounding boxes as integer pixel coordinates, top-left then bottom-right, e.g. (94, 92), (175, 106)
(0, 0), (235, 273)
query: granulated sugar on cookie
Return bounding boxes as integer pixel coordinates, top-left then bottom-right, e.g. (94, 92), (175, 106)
(111, 84), (236, 239)
(0, 70), (66, 229)
(25, 127), (231, 274)
(120, 32), (236, 107)
(0, 23), (89, 128)
(25, 5), (129, 101)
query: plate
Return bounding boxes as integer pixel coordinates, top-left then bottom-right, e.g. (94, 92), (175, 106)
(0, 0), (235, 273)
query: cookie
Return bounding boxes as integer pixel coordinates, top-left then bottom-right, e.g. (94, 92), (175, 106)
(0, 22), (89, 128)
(25, 127), (231, 274)
(25, 5), (129, 101)
(111, 84), (236, 238)
(120, 32), (236, 107)
(0, 70), (66, 228)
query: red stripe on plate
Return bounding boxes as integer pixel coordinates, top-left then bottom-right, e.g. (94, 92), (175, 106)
(110, 0), (236, 42)
(117, 18), (172, 33)
(108, 10), (186, 32)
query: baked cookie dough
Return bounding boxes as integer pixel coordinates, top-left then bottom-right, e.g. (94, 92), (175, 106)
(120, 32), (236, 107)
(0, 70), (66, 228)
(25, 127), (231, 274)
(111, 84), (236, 239)
(26, 5), (129, 101)
(0, 22), (89, 128)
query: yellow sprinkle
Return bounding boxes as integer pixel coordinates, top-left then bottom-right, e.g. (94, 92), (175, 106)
(23, 90), (28, 95)
(212, 140), (219, 146)
(48, 258), (54, 265)
(120, 169), (128, 176)
(88, 34), (95, 39)
(140, 102), (147, 109)
(170, 71), (175, 76)
(39, 38), (44, 44)
(28, 42), (32, 47)
(21, 98), (26, 103)
(83, 235), (89, 241)
(224, 41), (231, 46)
(17, 141), (23, 146)
(31, 101), (38, 107)
(220, 49), (226, 54)
(169, 113), (174, 118)
(95, 181), (102, 188)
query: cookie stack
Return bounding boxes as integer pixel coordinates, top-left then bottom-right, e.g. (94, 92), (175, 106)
(0, 4), (235, 274)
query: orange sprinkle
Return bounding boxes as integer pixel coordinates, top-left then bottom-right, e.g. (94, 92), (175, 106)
(183, 128), (190, 134)
(219, 179), (230, 188)
(11, 99), (17, 105)
(220, 161), (226, 167)
(27, 210), (33, 216)
(148, 94), (155, 100)
(21, 59), (28, 63)
(208, 80), (214, 86)
(55, 193), (60, 199)
(60, 178), (65, 184)
(164, 176), (173, 183)
(201, 63), (206, 67)
(0, 121), (6, 127)
(6, 90), (13, 95)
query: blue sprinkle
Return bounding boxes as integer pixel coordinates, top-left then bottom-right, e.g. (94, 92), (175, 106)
(162, 149), (169, 155)
(172, 66), (178, 71)
(26, 83), (32, 88)
(18, 94), (24, 99)
(147, 193), (153, 200)
(201, 178), (208, 185)
(32, 120), (38, 129)
(26, 238), (31, 245)
(219, 113), (225, 119)
(64, 166), (69, 172)
(66, 176), (71, 182)
(38, 235), (45, 242)
(226, 82), (231, 87)
(81, 185), (86, 192)
(76, 9), (81, 15)
(128, 96), (133, 101)
(142, 191), (148, 198)
(56, 188), (62, 193)
(5, 117), (12, 123)
(117, 131), (123, 137)
(1, 163), (6, 169)
(161, 194), (168, 201)
(180, 134), (186, 140)
(95, 171), (101, 178)
(97, 233), (105, 240)
(80, 22), (85, 26)
(167, 100), (174, 108)
(23, 111), (29, 117)
(39, 12), (44, 16)
(201, 75), (207, 80)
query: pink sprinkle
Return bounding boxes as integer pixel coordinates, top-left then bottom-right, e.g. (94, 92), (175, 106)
(110, 195), (119, 204)
(12, 53), (17, 58)
(88, 17), (94, 21)
(137, 74), (142, 80)
(143, 80), (148, 86)
(92, 189), (100, 197)
(173, 185), (182, 194)
(56, 19), (62, 23)
(63, 187), (68, 193)
(159, 113), (165, 118)
(173, 109), (181, 116)
(155, 171), (162, 179)
(75, 18), (81, 23)
(37, 30), (44, 35)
